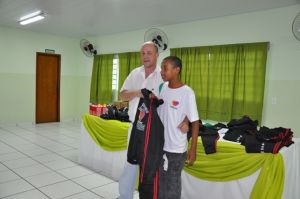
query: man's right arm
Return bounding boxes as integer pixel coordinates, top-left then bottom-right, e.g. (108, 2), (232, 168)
(120, 90), (143, 101)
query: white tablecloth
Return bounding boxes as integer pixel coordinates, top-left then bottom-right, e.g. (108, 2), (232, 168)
(79, 125), (127, 180)
(79, 124), (300, 199)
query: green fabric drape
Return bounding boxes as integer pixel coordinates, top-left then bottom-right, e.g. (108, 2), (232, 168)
(118, 52), (141, 97)
(184, 141), (284, 199)
(82, 114), (129, 151)
(171, 42), (268, 123)
(170, 47), (210, 119)
(90, 54), (114, 104)
(82, 116), (284, 198)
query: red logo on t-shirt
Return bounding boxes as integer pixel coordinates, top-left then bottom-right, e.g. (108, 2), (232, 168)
(172, 100), (179, 106)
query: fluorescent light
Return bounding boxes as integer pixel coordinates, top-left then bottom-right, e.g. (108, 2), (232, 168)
(19, 15), (44, 25)
(20, 11), (42, 20)
(18, 10), (45, 25)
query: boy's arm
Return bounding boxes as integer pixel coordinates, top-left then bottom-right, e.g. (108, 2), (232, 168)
(187, 120), (199, 166)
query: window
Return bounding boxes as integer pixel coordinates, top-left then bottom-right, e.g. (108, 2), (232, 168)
(112, 54), (119, 102)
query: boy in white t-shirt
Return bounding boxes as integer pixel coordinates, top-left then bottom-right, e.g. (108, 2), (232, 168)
(157, 56), (199, 199)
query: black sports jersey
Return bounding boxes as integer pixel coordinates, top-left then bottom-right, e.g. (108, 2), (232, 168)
(127, 89), (164, 199)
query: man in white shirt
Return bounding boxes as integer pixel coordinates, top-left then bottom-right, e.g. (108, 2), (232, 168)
(118, 41), (163, 199)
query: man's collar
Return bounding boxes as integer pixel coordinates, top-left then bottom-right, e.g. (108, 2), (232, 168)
(141, 65), (160, 74)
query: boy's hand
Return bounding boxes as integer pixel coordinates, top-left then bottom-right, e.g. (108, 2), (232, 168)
(186, 120), (199, 166)
(186, 148), (196, 166)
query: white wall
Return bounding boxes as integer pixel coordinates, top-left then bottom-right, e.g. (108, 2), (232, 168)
(89, 5), (300, 136)
(1, 5), (299, 137)
(0, 26), (92, 123)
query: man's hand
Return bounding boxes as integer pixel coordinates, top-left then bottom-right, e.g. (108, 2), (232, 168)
(135, 90), (143, 98)
(178, 116), (189, 133)
(120, 90), (143, 101)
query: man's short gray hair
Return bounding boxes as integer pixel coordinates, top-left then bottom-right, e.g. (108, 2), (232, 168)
(141, 41), (158, 53)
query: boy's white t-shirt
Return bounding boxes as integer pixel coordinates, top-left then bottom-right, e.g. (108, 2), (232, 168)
(158, 82), (199, 153)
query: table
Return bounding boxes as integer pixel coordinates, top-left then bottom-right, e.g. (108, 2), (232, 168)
(181, 138), (300, 199)
(79, 114), (129, 180)
(79, 115), (300, 199)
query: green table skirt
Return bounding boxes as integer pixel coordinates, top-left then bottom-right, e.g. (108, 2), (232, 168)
(82, 113), (130, 151)
(82, 113), (284, 198)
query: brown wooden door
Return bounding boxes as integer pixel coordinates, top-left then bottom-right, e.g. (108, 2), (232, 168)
(36, 53), (60, 123)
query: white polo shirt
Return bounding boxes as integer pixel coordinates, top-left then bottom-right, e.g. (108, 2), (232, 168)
(120, 65), (163, 123)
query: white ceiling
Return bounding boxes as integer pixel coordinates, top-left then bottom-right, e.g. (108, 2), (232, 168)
(0, 0), (299, 38)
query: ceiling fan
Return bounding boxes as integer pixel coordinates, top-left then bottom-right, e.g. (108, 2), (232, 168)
(144, 28), (168, 53)
(80, 39), (97, 57)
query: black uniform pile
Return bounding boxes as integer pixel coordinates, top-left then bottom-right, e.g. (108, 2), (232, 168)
(222, 115), (294, 154)
(223, 115), (258, 144)
(187, 122), (227, 154)
(244, 126), (294, 154)
(189, 115), (294, 154)
(100, 106), (130, 122)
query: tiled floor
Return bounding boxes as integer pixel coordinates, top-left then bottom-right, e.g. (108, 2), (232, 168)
(0, 121), (139, 199)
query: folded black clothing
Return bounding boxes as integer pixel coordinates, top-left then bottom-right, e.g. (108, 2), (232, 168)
(226, 116), (258, 139)
(200, 133), (220, 154)
(100, 105), (118, 120)
(213, 123), (227, 130)
(100, 105), (131, 122)
(119, 107), (128, 112)
(228, 123), (257, 135)
(227, 115), (258, 129)
(198, 123), (220, 154)
(223, 130), (246, 143)
(117, 111), (130, 122)
(244, 135), (283, 154)
(199, 127), (219, 136)
(282, 138), (294, 147)
(256, 126), (293, 143)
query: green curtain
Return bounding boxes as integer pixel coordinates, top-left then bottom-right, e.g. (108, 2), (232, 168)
(170, 47), (210, 119)
(171, 42), (268, 123)
(90, 54), (114, 104)
(184, 141), (284, 199)
(118, 52), (141, 98)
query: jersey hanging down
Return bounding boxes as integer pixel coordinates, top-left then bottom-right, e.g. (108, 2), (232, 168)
(127, 89), (164, 184)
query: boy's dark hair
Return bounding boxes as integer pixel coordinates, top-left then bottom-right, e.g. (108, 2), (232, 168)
(163, 56), (182, 73)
